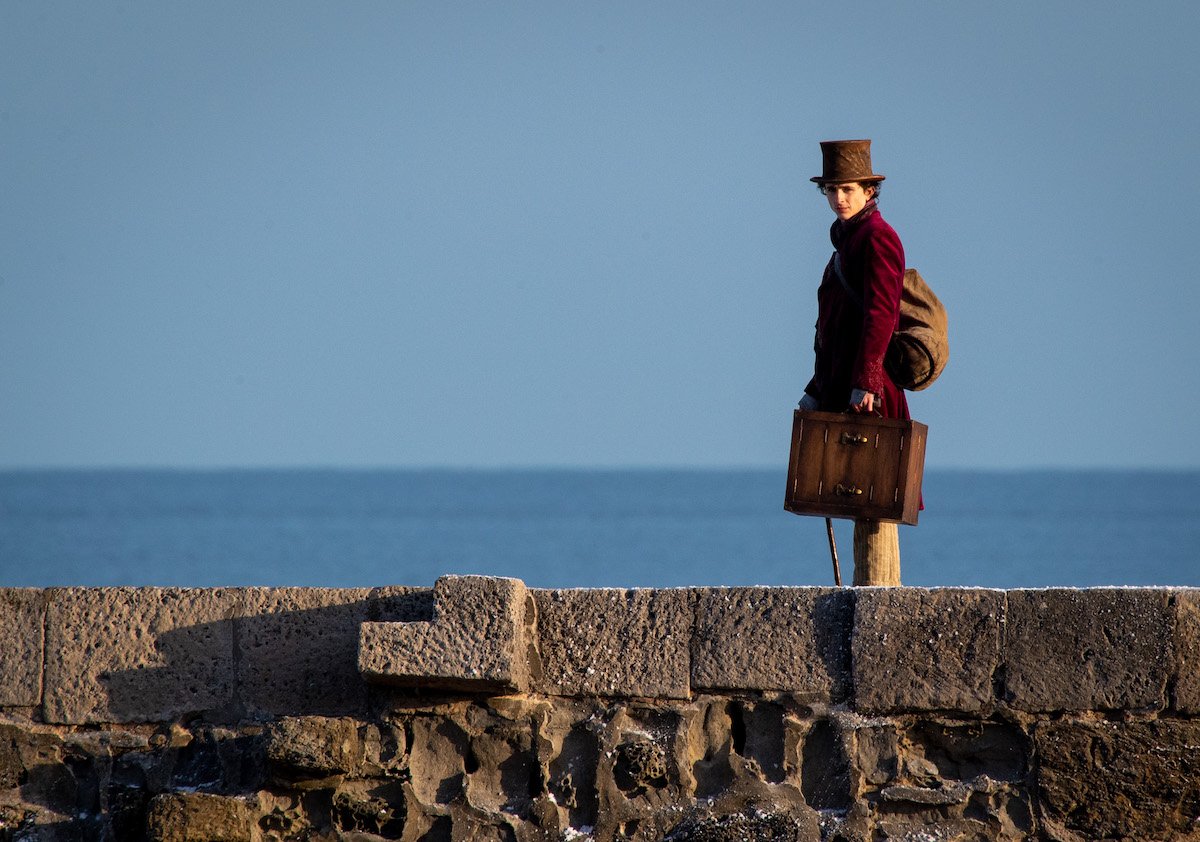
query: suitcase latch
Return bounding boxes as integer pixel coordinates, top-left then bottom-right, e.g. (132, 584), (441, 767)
(835, 483), (864, 497)
(839, 432), (869, 445)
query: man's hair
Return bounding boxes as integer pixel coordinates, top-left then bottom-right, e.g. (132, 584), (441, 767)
(817, 181), (882, 200)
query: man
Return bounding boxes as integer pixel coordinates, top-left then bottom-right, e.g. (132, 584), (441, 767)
(798, 139), (908, 585)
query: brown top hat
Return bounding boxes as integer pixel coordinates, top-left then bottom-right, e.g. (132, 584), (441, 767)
(810, 139), (885, 184)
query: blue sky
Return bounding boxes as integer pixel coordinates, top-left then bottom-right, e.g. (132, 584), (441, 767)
(2, 2), (1198, 469)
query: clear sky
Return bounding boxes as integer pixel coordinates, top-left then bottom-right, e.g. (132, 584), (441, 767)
(3, 2), (1198, 469)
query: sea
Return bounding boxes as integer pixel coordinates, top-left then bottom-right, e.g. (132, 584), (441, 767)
(1, 469), (1197, 590)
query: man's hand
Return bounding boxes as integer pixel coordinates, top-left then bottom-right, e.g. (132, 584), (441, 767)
(849, 388), (876, 413)
(797, 393), (819, 411)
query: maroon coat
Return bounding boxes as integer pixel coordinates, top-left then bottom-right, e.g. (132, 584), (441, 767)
(803, 201), (910, 421)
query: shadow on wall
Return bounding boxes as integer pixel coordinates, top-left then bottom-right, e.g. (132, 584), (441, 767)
(17, 588), (437, 837)
(42, 587), (435, 726)
(3, 718), (269, 838)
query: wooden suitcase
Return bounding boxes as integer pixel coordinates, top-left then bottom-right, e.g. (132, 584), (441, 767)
(784, 410), (927, 525)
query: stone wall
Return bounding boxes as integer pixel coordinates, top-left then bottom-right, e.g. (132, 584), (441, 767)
(2, 579), (1200, 841)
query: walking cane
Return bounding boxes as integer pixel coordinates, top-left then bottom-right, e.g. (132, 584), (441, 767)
(825, 517), (843, 587)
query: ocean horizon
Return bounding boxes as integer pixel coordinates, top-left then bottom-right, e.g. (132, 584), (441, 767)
(2, 467), (1198, 590)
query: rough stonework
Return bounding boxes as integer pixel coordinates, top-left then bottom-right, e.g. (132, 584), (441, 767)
(236, 586), (430, 718)
(42, 587), (241, 724)
(5, 581), (1200, 840)
(145, 792), (255, 842)
(534, 587), (691, 699)
(852, 587), (1004, 714)
(1172, 589), (1200, 713)
(359, 576), (533, 693)
(0, 589), (44, 707)
(690, 587), (851, 700)
(1035, 718), (1200, 840)
(1004, 588), (1172, 712)
(263, 716), (365, 788)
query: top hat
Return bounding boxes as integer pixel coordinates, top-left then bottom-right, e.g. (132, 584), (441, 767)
(810, 139), (885, 185)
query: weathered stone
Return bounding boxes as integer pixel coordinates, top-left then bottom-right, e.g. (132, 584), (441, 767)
(42, 587), (239, 724)
(1035, 719), (1200, 841)
(1005, 588), (1171, 712)
(11, 583), (1200, 842)
(0, 813), (87, 842)
(901, 720), (1028, 785)
(542, 701), (603, 828)
(829, 711), (1033, 839)
(824, 713), (873, 799)
(359, 576), (532, 693)
(0, 725), (83, 836)
(331, 787), (406, 836)
(145, 792), (254, 842)
(664, 804), (820, 841)
(255, 789), (315, 838)
(852, 588), (1003, 714)
(733, 701), (791, 785)
(264, 716), (364, 786)
(875, 817), (1009, 840)
(0, 588), (45, 707)
(0, 728), (19, 791)
(236, 586), (430, 718)
(690, 587), (851, 701)
(670, 701), (734, 802)
(879, 781), (973, 804)
(1171, 588), (1200, 713)
(360, 721), (408, 779)
(533, 587), (691, 698)
(0, 721), (67, 797)
(462, 710), (540, 815)
(406, 715), (470, 807)
(612, 739), (668, 794)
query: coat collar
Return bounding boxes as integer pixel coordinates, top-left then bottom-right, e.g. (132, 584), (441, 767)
(830, 199), (878, 249)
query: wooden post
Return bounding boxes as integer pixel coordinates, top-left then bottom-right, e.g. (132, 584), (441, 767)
(852, 520), (901, 586)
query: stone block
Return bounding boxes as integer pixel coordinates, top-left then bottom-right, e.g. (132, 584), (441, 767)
(235, 586), (431, 718)
(0, 589), (46, 707)
(42, 588), (239, 724)
(145, 792), (254, 842)
(690, 587), (851, 700)
(1004, 588), (1171, 712)
(533, 587), (691, 699)
(1171, 589), (1200, 713)
(264, 715), (364, 786)
(1035, 719), (1200, 841)
(852, 588), (1003, 714)
(0, 721), (65, 793)
(359, 576), (533, 693)
(663, 806), (820, 842)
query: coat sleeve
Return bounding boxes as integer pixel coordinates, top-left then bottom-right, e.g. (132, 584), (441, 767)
(804, 258), (835, 400)
(851, 226), (905, 396)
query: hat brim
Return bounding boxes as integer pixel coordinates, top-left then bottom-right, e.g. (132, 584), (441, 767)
(810, 174), (886, 184)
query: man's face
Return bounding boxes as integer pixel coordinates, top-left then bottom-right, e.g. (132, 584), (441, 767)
(824, 182), (872, 220)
